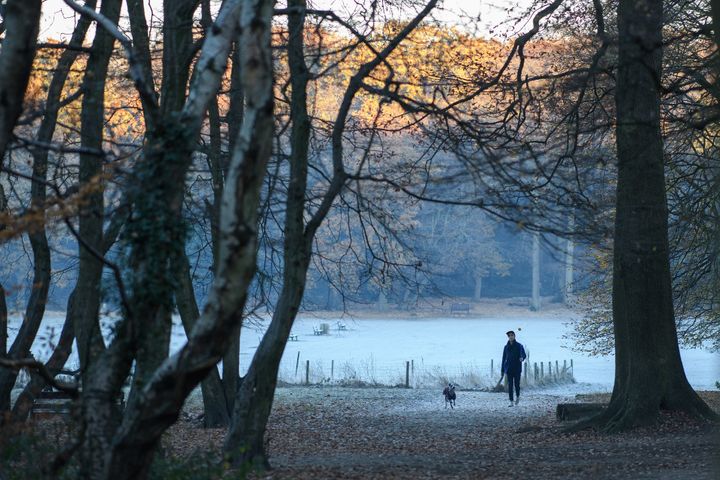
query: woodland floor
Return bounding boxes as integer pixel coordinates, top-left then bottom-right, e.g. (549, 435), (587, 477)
(160, 387), (720, 480)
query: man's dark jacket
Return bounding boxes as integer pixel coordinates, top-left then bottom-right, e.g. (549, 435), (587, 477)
(501, 341), (526, 375)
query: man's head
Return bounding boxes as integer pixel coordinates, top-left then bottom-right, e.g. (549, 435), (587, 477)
(506, 330), (516, 342)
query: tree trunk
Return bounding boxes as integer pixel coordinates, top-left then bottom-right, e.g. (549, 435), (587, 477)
(125, 0), (201, 410)
(530, 232), (541, 311)
(574, 0), (717, 432)
(91, 0), (271, 477)
(224, 275), (308, 469)
(0, 284), (5, 356)
(0, 0), (41, 165)
(473, 274), (483, 301)
(223, 0), (439, 469)
(0, 0), (48, 411)
(0, 213), (51, 415)
(11, 294), (76, 421)
(5, 0), (97, 421)
(224, 1), (310, 466)
(0, 283), (7, 410)
(712, 0), (720, 49)
(563, 217), (575, 304)
(0, 146), (53, 413)
(378, 289), (388, 309)
(75, 0), (123, 372)
(174, 250), (230, 427)
(126, 0), (157, 133)
(12, 209), (125, 423)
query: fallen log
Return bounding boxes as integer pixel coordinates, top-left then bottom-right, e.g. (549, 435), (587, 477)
(556, 403), (606, 421)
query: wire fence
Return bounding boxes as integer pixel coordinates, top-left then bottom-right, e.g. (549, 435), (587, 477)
(277, 354), (575, 390)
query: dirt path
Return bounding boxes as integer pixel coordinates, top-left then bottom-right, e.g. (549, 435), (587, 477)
(167, 387), (719, 479)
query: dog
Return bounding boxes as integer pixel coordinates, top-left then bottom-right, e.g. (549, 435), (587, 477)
(442, 383), (456, 409)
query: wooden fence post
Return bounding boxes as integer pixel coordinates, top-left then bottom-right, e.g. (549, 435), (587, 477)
(540, 362), (544, 380)
(295, 351), (301, 378)
(305, 360), (310, 385)
(405, 361), (410, 388)
(491, 359), (494, 375)
(331, 360), (334, 380)
(534, 362), (538, 382)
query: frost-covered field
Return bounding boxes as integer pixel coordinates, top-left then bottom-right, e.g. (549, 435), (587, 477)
(8, 310), (719, 392)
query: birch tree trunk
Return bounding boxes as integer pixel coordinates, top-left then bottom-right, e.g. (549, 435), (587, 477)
(86, 0), (272, 477)
(73, 0), (249, 476)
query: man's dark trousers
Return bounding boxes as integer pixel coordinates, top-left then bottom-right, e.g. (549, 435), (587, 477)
(508, 370), (521, 401)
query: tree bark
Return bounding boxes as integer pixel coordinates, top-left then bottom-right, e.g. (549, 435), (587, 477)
(573, 0), (717, 432)
(224, 0), (310, 467)
(563, 218), (575, 304)
(530, 232), (541, 311)
(4, 0), (97, 421)
(74, 0), (123, 372)
(0, 0), (42, 165)
(0, 284), (5, 357)
(125, 0), (200, 411)
(125, 0), (157, 133)
(79, 0), (269, 477)
(174, 250), (230, 427)
(0, 283), (7, 410)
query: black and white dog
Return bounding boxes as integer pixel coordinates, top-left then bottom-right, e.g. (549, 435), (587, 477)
(443, 383), (457, 409)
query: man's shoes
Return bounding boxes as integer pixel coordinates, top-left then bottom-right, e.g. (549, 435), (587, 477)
(515, 398), (520, 405)
(508, 401), (514, 407)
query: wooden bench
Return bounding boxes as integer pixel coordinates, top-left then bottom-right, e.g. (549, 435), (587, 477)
(30, 389), (74, 420)
(289, 334), (299, 341)
(336, 321), (347, 331)
(450, 303), (470, 315)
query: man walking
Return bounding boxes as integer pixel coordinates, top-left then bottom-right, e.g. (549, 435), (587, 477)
(501, 330), (526, 406)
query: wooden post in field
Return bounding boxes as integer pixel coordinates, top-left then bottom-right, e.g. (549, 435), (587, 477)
(540, 362), (544, 380)
(331, 360), (334, 380)
(491, 359), (494, 375)
(295, 351), (300, 378)
(411, 359), (414, 377)
(405, 361), (410, 388)
(305, 360), (310, 385)
(523, 364), (528, 385)
(571, 359), (574, 374)
(556, 360), (559, 377)
(534, 362), (538, 382)
(548, 361), (552, 378)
